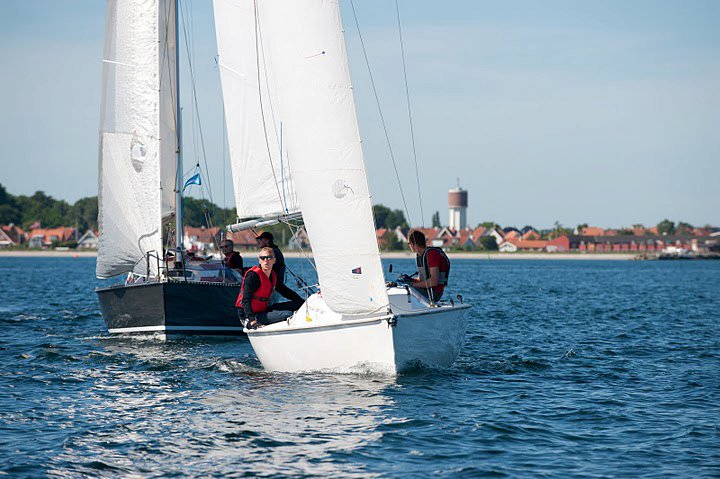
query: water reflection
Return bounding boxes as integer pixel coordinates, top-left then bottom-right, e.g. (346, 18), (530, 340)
(200, 374), (395, 477)
(47, 336), (400, 477)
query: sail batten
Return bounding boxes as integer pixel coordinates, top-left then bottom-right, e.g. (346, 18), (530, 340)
(97, 0), (177, 278)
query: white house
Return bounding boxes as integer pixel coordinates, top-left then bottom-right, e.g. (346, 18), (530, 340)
(77, 230), (99, 249)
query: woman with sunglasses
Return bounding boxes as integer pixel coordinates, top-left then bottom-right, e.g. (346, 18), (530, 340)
(235, 247), (304, 329)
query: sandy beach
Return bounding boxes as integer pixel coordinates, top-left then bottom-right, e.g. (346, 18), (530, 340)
(0, 250), (637, 260)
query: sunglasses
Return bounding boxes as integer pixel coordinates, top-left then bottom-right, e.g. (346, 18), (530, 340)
(259, 255), (275, 260)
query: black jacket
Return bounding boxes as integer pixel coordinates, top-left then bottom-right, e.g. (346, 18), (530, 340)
(240, 269), (303, 319)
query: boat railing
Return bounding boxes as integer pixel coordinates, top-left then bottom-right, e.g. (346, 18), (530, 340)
(146, 250), (162, 280)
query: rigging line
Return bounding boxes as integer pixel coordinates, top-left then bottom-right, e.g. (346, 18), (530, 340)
(179, 0), (215, 204)
(283, 220), (318, 274)
(255, 19), (297, 214)
(253, 0), (286, 210)
(221, 98), (227, 223)
(395, 0), (425, 227)
(349, 0), (412, 227)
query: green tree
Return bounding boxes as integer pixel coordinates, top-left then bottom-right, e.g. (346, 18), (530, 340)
(479, 221), (498, 230)
(15, 191), (71, 228)
(372, 204), (407, 229)
(548, 221), (572, 240)
(656, 219), (675, 236)
(381, 230), (403, 251)
(479, 236), (498, 251)
(71, 196), (99, 231)
(676, 221), (694, 236)
(0, 204), (21, 224)
(431, 211), (441, 228)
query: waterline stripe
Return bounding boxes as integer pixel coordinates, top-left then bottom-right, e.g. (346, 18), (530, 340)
(108, 325), (244, 334)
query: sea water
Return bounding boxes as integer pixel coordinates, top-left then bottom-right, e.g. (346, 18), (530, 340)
(0, 257), (718, 477)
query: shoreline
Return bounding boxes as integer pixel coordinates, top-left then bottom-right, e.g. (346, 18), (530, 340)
(0, 250), (637, 260)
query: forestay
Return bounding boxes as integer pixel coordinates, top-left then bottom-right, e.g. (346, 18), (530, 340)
(257, 0), (389, 315)
(213, 0), (298, 219)
(97, 0), (177, 278)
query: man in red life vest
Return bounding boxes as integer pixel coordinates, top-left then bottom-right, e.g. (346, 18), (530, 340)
(235, 247), (304, 329)
(399, 229), (451, 303)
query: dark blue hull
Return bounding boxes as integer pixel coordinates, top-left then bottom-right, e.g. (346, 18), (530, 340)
(96, 281), (243, 336)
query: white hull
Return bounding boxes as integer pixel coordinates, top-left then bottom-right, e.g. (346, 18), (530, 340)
(247, 288), (470, 375)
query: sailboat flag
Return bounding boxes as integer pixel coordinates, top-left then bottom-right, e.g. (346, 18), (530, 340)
(183, 171), (202, 191)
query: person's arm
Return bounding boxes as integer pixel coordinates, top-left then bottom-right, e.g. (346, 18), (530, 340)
(273, 246), (286, 278)
(412, 251), (440, 288)
(413, 267), (439, 288)
(275, 279), (304, 304)
(230, 252), (243, 271)
(241, 271), (260, 318)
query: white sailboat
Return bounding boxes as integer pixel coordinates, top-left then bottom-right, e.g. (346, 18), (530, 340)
(95, 0), (243, 336)
(214, 0), (470, 374)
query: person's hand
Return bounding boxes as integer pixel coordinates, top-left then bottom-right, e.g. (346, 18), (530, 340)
(244, 316), (258, 329)
(397, 274), (412, 284)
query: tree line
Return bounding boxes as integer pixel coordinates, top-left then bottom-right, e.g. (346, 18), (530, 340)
(0, 183), (237, 232)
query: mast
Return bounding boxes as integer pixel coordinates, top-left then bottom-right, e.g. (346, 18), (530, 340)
(174, 0), (184, 265)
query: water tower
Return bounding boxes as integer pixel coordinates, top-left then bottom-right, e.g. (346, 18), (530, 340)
(448, 182), (467, 230)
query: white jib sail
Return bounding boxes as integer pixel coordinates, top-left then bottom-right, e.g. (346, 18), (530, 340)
(257, 0), (389, 315)
(97, 0), (177, 278)
(213, 0), (298, 219)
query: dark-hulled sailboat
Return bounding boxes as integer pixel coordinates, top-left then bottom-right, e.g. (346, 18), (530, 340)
(95, 0), (243, 336)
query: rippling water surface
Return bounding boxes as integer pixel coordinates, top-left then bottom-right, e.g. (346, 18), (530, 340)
(1, 257), (718, 477)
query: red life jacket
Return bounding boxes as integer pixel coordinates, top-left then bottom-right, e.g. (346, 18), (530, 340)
(235, 265), (276, 313)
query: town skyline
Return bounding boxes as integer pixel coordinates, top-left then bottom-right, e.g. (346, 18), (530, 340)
(1, 183), (715, 236)
(1, 1), (718, 228)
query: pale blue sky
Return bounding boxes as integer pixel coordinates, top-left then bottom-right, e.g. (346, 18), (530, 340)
(0, 1), (718, 229)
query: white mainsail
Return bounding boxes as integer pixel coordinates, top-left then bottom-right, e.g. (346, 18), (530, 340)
(213, 0), (298, 219)
(253, 0), (389, 315)
(97, 0), (177, 278)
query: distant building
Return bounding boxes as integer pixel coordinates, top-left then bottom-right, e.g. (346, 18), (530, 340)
(183, 226), (222, 253)
(77, 230), (100, 249)
(0, 228), (15, 248)
(448, 185), (467, 230)
(1, 224), (25, 245)
(27, 227), (76, 248)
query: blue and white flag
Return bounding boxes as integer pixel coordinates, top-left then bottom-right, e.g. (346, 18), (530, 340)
(183, 171), (202, 190)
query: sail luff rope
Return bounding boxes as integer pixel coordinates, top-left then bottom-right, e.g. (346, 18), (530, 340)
(395, 0), (425, 227)
(349, 0), (413, 227)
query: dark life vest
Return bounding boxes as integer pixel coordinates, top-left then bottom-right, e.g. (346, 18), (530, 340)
(236, 265), (277, 313)
(416, 247), (450, 288)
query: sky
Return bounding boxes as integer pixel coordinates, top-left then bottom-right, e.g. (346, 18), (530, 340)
(0, 0), (718, 230)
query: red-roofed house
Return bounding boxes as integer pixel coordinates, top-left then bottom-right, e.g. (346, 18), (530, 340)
(77, 230), (100, 249)
(184, 226), (221, 253)
(580, 226), (606, 236)
(1, 224), (25, 245)
(227, 229), (259, 250)
(471, 226), (486, 240)
(0, 228), (15, 248)
(28, 227), (76, 248)
(504, 230), (521, 240)
(521, 229), (540, 240)
(499, 238), (549, 252)
(546, 236), (570, 252)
